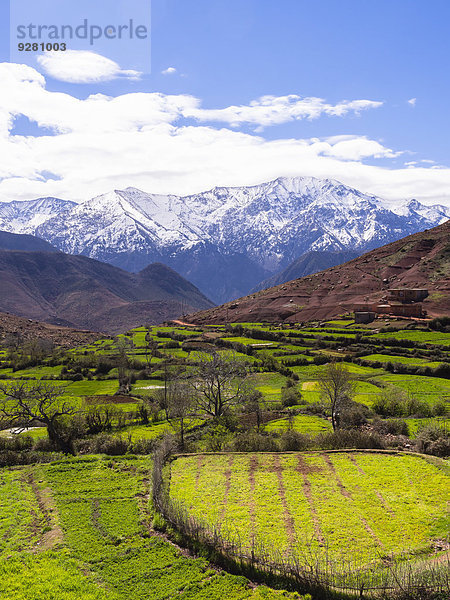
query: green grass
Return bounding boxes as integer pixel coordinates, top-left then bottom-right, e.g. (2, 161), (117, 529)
(247, 372), (288, 405)
(265, 414), (332, 434)
(362, 354), (443, 368)
(41, 457), (299, 599)
(374, 374), (450, 404)
(64, 380), (119, 396)
(222, 337), (278, 346)
(0, 458), (301, 599)
(113, 422), (172, 440)
(404, 417), (450, 437)
(370, 330), (450, 346)
(0, 552), (114, 600)
(170, 452), (450, 568)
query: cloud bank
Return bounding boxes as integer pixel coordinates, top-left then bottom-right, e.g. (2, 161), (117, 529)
(0, 62), (449, 207)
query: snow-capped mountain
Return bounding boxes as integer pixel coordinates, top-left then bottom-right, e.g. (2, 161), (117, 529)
(1, 177), (448, 303)
(0, 197), (76, 235)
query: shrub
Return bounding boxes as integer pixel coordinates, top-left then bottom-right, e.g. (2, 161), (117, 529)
(372, 418), (409, 436)
(75, 433), (130, 455)
(340, 403), (370, 429)
(279, 430), (311, 451)
(416, 425), (450, 457)
(281, 386), (303, 407)
(315, 429), (385, 450)
(231, 432), (279, 452)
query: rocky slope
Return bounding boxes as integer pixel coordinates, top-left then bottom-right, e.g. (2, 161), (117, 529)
(187, 220), (450, 324)
(1, 177), (448, 302)
(0, 312), (102, 348)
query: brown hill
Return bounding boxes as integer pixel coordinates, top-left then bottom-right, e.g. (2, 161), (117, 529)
(0, 249), (213, 334)
(188, 221), (450, 324)
(0, 312), (102, 348)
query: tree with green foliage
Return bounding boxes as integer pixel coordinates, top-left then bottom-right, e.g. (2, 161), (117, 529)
(240, 383), (263, 430)
(318, 362), (355, 430)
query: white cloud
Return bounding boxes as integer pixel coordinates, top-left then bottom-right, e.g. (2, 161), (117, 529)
(184, 95), (383, 128)
(161, 67), (177, 75)
(37, 50), (142, 84)
(0, 63), (449, 207)
(408, 98), (417, 106)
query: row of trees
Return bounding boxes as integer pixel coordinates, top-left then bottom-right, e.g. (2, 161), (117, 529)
(0, 352), (357, 454)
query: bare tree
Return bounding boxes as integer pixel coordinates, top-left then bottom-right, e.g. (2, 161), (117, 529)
(190, 350), (248, 418)
(163, 381), (194, 448)
(0, 381), (78, 454)
(317, 361), (355, 430)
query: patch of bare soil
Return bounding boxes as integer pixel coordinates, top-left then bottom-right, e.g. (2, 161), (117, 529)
(25, 472), (63, 551)
(322, 453), (351, 498)
(272, 455), (296, 551)
(295, 456), (324, 545)
(248, 455), (258, 545)
(0, 311), (102, 348)
(220, 455), (234, 523)
(349, 456), (394, 515)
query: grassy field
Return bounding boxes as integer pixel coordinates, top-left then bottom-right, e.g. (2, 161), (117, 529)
(374, 374), (450, 404)
(0, 458), (303, 600)
(170, 452), (450, 567)
(265, 414), (332, 434)
(362, 354), (444, 368)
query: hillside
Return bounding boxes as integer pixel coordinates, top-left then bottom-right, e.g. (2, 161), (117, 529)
(252, 250), (359, 292)
(0, 250), (213, 333)
(188, 220), (450, 324)
(0, 230), (59, 252)
(1, 177), (448, 302)
(0, 311), (102, 348)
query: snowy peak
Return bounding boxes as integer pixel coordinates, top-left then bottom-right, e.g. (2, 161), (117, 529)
(1, 176), (448, 303)
(0, 197), (75, 234)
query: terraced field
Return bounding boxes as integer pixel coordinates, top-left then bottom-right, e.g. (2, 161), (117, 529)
(170, 452), (450, 567)
(0, 458), (302, 600)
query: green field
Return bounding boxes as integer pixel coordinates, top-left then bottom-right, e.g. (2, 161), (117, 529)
(0, 458), (301, 600)
(362, 354), (444, 368)
(265, 414), (332, 434)
(170, 452), (450, 568)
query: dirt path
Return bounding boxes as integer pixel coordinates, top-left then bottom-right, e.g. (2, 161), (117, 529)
(248, 455), (258, 546)
(26, 470), (63, 551)
(296, 455), (324, 545)
(272, 455), (296, 552)
(349, 455), (394, 515)
(220, 455), (234, 523)
(322, 454), (384, 549)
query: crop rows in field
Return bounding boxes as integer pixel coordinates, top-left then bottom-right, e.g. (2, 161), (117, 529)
(170, 452), (450, 567)
(38, 457), (301, 600)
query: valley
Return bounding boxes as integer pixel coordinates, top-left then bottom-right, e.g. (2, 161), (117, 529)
(0, 314), (448, 599)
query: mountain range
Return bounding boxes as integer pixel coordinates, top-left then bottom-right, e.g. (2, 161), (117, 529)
(0, 177), (449, 303)
(188, 220), (450, 324)
(0, 238), (213, 334)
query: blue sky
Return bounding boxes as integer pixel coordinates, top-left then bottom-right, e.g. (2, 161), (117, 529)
(1, 0), (450, 205)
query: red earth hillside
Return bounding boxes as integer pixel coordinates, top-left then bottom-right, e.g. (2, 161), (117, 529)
(187, 220), (450, 324)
